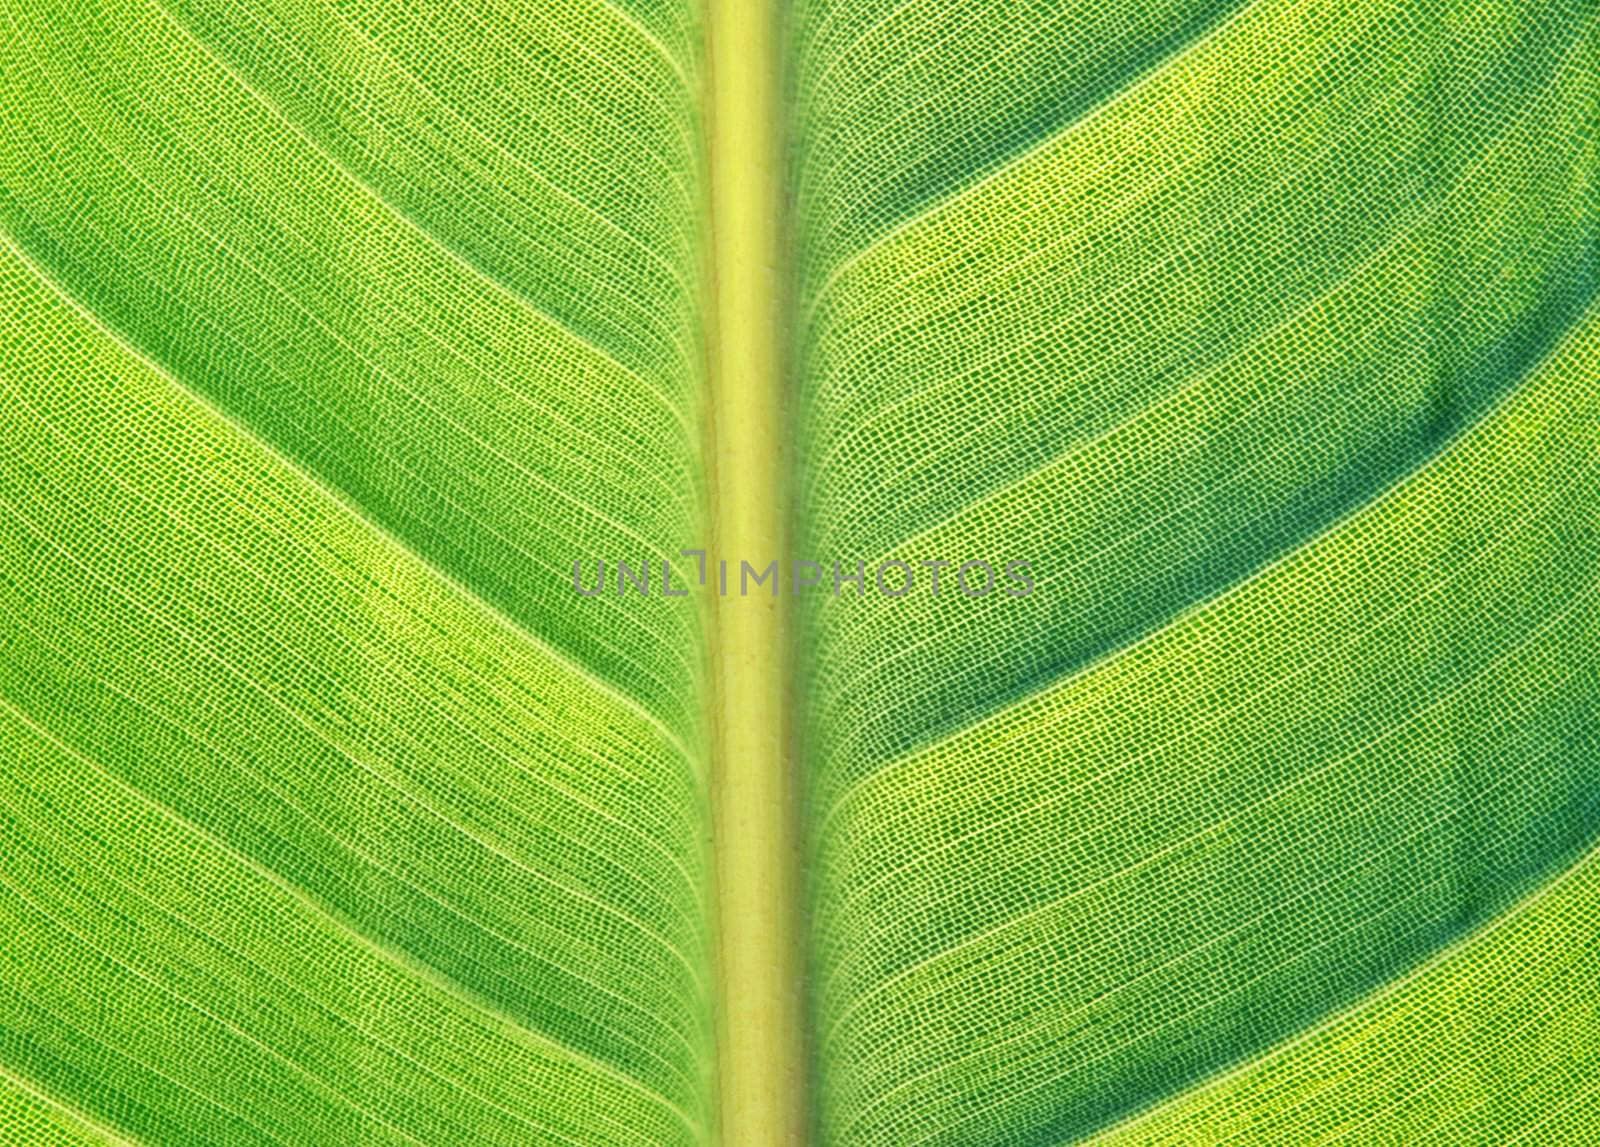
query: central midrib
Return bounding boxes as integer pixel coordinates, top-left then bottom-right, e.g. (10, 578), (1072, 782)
(704, 2), (807, 1145)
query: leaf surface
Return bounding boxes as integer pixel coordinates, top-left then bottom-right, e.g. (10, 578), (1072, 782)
(0, 0), (715, 1141)
(1, 0), (1597, 1143)
(793, 0), (1600, 1141)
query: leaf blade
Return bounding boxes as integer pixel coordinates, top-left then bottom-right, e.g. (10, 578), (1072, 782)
(0, 0), (715, 1138)
(795, 0), (1600, 1141)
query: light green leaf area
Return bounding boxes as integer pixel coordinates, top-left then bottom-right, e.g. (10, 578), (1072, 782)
(0, 1066), (125, 1146)
(1, 0), (1597, 1143)
(794, 0), (1598, 1142)
(1095, 840), (1600, 1145)
(0, 0), (713, 1143)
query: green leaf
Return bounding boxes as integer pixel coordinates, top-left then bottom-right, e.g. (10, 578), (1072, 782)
(795, 0), (1599, 1141)
(0, 0), (714, 1141)
(1093, 841), (1600, 1144)
(1, 0), (1596, 1143)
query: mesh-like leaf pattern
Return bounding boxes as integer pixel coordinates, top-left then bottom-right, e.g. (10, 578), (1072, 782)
(794, 0), (1600, 1141)
(0, 0), (714, 1142)
(2, 0), (1597, 1141)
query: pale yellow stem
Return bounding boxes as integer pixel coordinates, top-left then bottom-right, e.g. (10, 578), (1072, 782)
(705, 1), (805, 1144)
